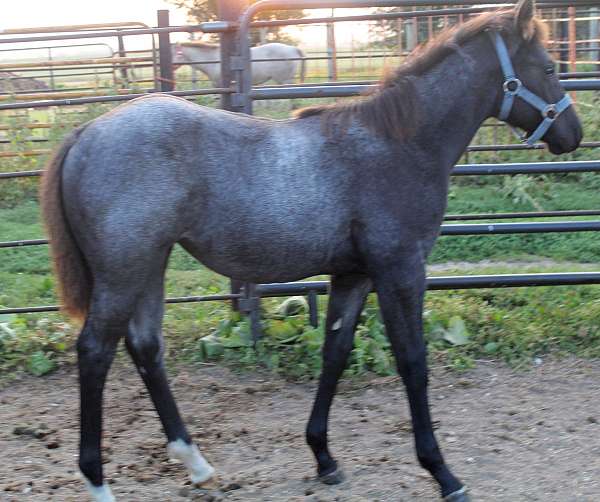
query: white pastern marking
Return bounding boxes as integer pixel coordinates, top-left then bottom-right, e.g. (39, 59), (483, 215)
(167, 439), (215, 484)
(331, 318), (343, 331)
(83, 479), (116, 502)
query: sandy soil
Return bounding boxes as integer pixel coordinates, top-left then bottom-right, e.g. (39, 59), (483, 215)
(1, 357), (599, 501)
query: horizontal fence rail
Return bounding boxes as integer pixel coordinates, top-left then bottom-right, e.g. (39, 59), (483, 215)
(444, 209), (600, 221)
(3, 272), (600, 316)
(0, 88), (231, 111)
(250, 79), (600, 101)
(2, 160), (599, 181)
(2, 220), (599, 249)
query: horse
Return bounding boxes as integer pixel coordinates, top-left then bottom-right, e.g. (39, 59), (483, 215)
(41, 1), (581, 500)
(171, 41), (306, 86)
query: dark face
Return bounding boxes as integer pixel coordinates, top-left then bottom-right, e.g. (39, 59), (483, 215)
(506, 38), (583, 154)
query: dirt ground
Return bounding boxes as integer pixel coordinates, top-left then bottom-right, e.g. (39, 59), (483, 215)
(1, 357), (599, 502)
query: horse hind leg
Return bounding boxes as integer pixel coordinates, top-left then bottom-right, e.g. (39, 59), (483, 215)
(77, 286), (138, 502)
(125, 271), (214, 485)
(306, 274), (372, 484)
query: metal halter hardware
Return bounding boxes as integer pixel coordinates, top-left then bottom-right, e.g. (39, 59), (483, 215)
(490, 31), (572, 146)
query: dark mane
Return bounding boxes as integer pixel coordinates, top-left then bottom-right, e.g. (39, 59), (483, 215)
(294, 9), (548, 140)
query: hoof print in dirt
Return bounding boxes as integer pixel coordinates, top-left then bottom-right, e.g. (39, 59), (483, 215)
(222, 482), (242, 492)
(318, 468), (345, 485)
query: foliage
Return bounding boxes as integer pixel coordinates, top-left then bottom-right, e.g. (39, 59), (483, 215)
(0, 314), (74, 378)
(369, 7), (461, 50)
(167, 0), (305, 45)
(500, 174), (548, 211)
(188, 279), (600, 377)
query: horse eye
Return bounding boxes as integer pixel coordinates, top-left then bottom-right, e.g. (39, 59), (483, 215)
(544, 63), (556, 75)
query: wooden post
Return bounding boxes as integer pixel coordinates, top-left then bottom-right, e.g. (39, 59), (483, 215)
(559, 9), (569, 74)
(396, 18), (403, 57)
(568, 6), (577, 72)
(326, 10), (337, 81)
(591, 8), (599, 71)
(157, 10), (174, 92)
(117, 34), (129, 88)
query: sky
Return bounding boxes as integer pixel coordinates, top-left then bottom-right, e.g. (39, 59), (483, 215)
(1, 0), (189, 32)
(0, 1), (371, 57)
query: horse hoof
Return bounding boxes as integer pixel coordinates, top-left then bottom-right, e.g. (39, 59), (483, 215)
(319, 467), (345, 485)
(443, 486), (471, 502)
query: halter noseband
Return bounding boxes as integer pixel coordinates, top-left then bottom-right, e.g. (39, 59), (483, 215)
(490, 31), (572, 145)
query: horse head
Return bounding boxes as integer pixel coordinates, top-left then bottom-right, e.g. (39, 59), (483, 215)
(490, 0), (582, 154)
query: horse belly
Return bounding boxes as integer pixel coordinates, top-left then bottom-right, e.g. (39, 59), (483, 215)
(180, 210), (355, 283)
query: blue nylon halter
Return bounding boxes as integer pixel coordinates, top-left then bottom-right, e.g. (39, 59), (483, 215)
(490, 31), (572, 145)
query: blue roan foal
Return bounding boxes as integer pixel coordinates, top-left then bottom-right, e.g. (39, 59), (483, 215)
(41, 1), (581, 500)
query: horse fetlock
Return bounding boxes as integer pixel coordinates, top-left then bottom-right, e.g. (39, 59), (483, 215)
(82, 479), (116, 502)
(79, 454), (103, 488)
(318, 465), (345, 485)
(443, 486), (470, 502)
(167, 439), (215, 484)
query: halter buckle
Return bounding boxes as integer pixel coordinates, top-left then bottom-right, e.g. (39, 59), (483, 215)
(503, 77), (522, 95)
(542, 104), (558, 120)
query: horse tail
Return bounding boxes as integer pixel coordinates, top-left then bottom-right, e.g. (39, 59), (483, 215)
(40, 123), (91, 322)
(296, 47), (306, 82)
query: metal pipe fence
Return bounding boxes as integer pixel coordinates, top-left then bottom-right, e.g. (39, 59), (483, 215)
(1, 0), (599, 320)
(2, 272), (600, 316)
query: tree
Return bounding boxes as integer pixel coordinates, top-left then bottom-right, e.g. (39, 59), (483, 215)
(168, 0), (306, 45)
(369, 7), (463, 51)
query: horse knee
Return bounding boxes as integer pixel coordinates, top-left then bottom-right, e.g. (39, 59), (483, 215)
(126, 333), (163, 368)
(76, 323), (121, 371)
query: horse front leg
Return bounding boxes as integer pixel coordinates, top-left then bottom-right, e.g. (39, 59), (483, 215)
(306, 274), (372, 484)
(374, 260), (470, 502)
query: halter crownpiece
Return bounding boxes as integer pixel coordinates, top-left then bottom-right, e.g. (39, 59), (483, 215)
(490, 31), (572, 145)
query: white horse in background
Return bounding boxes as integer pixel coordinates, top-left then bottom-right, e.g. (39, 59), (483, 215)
(171, 41), (306, 86)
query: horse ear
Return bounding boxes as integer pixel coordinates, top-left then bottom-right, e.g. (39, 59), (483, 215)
(514, 0), (536, 40)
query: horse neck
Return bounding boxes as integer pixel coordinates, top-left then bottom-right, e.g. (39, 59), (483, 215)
(411, 38), (500, 170)
(185, 45), (219, 63)
(185, 45), (220, 81)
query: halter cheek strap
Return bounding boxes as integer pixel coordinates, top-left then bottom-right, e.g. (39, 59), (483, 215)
(491, 31), (572, 145)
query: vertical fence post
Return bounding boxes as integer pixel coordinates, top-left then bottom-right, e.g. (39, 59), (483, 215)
(326, 12), (337, 81)
(406, 9), (417, 51)
(157, 10), (174, 92)
(117, 33), (129, 88)
(218, 0), (247, 112)
(396, 18), (403, 57)
(559, 9), (569, 74)
(591, 8), (600, 71)
(47, 48), (56, 90)
(568, 6), (577, 72)
(427, 15), (433, 40)
(218, 0), (250, 313)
